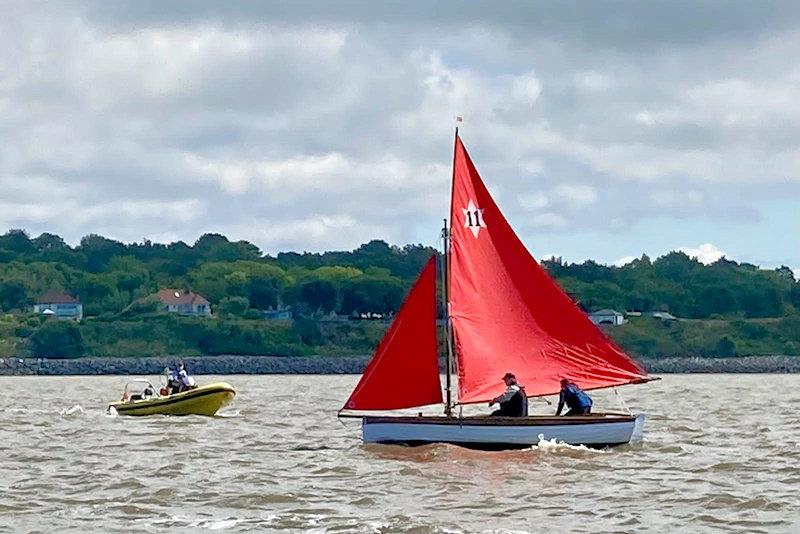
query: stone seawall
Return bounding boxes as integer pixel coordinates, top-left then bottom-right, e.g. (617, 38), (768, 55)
(0, 354), (798, 376)
(642, 355), (800, 374)
(0, 356), (370, 376)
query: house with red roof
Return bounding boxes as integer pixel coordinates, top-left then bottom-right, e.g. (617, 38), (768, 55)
(34, 290), (84, 321)
(154, 289), (211, 316)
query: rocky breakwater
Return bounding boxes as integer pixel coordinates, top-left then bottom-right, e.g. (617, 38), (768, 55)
(0, 355), (370, 376)
(640, 355), (800, 374)
(1, 354), (799, 376)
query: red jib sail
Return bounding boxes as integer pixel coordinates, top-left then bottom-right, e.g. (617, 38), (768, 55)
(449, 135), (648, 404)
(341, 256), (443, 411)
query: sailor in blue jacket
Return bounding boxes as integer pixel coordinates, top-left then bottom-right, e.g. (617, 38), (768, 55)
(556, 378), (593, 416)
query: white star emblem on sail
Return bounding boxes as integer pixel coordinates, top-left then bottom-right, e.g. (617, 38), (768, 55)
(462, 199), (487, 238)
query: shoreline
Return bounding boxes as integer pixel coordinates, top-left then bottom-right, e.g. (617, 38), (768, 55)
(1, 354), (799, 376)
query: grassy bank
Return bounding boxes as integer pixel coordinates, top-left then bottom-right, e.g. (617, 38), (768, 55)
(1, 312), (798, 360)
(0, 313), (389, 359)
(608, 315), (799, 357)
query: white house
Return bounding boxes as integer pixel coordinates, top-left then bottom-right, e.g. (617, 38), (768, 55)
(154, 289), (211, 316)
(34, 291), (84, 322)
(588, 309), (625, 326)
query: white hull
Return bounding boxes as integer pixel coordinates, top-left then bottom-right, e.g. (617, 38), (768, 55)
(362, 413), (645, 449)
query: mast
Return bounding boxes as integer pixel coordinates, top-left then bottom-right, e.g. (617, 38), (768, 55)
(440, 127), (459, 417)
(440, 219), (453, 416)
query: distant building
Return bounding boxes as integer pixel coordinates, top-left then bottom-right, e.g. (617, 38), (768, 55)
(588, 309), (625, 326)
(651, 311), (677, 321)
(154, 289), (211, 316)
(318, 311), (350, 323)
(261, 306), (293, 321)
(34, 291), (83, 322)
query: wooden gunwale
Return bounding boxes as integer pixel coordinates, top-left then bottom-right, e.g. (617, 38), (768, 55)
(351, 413), (637, 426)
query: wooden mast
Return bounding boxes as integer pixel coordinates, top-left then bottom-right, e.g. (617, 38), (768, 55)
(441, 127), (459, 417)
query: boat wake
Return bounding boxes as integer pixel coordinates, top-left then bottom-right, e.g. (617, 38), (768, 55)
(532, 434), (611, 454)
(215, 409), (241, 418)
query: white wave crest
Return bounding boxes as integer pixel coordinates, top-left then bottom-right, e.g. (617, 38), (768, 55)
(204, 519), (239, 530)
(60, 404), (85, 416)
(532, 434), (610, 454)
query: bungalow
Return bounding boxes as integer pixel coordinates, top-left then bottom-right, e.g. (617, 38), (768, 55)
(34, 291), (83, 322)
(155, 289), (211, 316)
(588, 308), (625, 326)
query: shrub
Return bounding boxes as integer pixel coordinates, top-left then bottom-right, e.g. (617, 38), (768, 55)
(292, 317), (323, 346)
(30, 320), (85, 358)
(715, 336), (736, 357)
(217, 296), (250, 317)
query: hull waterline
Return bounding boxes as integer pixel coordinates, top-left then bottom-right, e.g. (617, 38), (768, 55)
(109, 382), (236, 416)
(361, 413), (645, 450)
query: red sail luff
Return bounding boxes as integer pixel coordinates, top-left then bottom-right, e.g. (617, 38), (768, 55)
(341, 256), (443, 411)
(449, 135), (648, 404)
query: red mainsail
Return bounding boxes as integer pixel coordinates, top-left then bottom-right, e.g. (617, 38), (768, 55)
(449, 135), (648, 404)
(341, 256), (443, 411)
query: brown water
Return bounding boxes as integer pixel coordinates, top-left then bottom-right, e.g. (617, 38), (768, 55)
(1, 374), (799, 533)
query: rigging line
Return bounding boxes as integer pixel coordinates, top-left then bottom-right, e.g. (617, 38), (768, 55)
(612, 386), (632, 415)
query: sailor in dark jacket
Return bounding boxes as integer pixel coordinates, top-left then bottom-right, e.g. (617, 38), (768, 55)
(489, 372), (528, 417)
(556, 378), (593, 416)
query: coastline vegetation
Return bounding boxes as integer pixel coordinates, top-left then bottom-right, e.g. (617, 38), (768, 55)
(0, 229), (797, 359)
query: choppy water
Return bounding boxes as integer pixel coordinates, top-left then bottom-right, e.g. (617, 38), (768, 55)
(1, 374), (799, 533)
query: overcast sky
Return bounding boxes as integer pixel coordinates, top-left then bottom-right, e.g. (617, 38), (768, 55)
(1, 1), (798, 269)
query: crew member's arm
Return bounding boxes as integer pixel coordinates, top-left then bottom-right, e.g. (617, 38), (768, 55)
(556, 390), (565, 416)
(491, 385), (518, 406)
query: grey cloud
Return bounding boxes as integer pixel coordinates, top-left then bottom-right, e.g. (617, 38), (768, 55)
(84, 1), (800, 48)
(0, 1), (797, 266)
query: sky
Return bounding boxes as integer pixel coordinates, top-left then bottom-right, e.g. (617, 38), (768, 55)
(0, 1), (798, 270)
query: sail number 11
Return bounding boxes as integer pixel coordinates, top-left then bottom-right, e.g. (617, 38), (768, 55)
(465, 210), (484, 228)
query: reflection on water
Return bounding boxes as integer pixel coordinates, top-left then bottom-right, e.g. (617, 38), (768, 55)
(2, 374), (800, 532)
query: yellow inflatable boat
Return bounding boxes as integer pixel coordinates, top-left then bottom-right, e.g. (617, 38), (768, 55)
(109, 379), (236, 416)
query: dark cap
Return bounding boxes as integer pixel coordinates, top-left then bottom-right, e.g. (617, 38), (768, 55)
(560, 378), (570, 386)
(502, 372), (516, 380)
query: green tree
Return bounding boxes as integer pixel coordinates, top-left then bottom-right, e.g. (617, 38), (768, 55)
(107, 256), (150, 294)
(30, 321), (85, 358)
(78, 234), (126, 272)
(0, 229), (34, 254)
(0, 280), (29, 311)
(217, 296), (250, 317)
(292, 317), (323, 345)
(341, 275), (405, 314)
(293, 279), (337, 313)
(194, 233), (261, 262)
(715, 336), (736, 357)
(32, 232), (68, 252)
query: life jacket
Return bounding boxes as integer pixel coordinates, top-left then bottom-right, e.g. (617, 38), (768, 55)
(500, 385), (529, 417)
(563, 383), (592, 410)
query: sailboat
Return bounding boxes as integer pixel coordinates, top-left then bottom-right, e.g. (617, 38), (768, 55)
(339, 131), (655, 449)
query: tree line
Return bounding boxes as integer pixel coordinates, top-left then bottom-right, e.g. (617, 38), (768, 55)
(0, 230), (435, 318)
(0, 229), (798, 359)
(0, 229), (797, 319)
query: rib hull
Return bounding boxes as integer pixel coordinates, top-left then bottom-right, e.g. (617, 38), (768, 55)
(108, 382), (235, 416)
